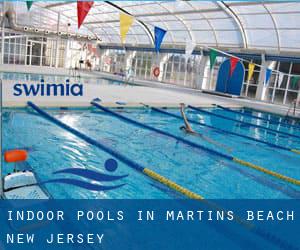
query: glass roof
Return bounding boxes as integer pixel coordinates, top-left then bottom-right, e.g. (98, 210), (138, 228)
(5, 1), (300, 52)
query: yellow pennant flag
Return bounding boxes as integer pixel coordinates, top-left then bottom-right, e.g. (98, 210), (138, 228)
(120, 13), (134, 44)
(247, 63), (255, 82)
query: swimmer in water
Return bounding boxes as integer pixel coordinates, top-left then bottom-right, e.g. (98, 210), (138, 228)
(179, 103), (232, 152)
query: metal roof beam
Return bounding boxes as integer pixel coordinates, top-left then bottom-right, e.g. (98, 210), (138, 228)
(217, 1), (248, 49)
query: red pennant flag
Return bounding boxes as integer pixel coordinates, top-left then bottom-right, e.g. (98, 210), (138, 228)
(229, 57), (239, 76)
(77, 1), (94, 29)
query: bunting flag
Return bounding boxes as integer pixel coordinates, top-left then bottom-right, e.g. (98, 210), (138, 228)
(291, 76), (300, 89)
(26, 1), (33, 10)
(120, 13), (134, 44)
(229, 57), (239, 76)
(264, 68), (272, 86)
(247, 63), (255, 82)
(77, 1), (94, 29)
(184, 38), (196, 62)
(277, 73), (284, 88)
(154, 26), (167, 53)
(209, 49), (217, 70)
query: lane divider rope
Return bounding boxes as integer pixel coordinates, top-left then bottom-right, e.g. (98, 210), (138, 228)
(28, 102), (298, 249)
(244, 106), (300, 124)
(27, 101), (202, 199)
(291, 149), (300, 155)
(143, 168), (203, 199)
(91, 102), (300, 187)
(188, 105), (300, 140)
(148, 106), (300, 155)
(92, 102), (233, 160)
(232, 158), (300, 186)
(215, 104), (300, 130)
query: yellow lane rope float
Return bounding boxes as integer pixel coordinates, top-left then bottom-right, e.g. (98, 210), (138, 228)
(143, 168), (204, 200)
(291, 149), (300, 155)
(233, 158), (300, 186)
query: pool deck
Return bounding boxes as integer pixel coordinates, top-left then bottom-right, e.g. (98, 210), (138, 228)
(2, 79), (241, 108)
(1, 69), (299, 118)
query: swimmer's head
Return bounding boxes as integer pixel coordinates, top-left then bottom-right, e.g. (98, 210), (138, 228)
(180, 126), (186, 131)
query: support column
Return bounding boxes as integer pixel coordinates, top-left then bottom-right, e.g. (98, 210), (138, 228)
(125, 50), (135, 80)
(255, 54), (267, 100)
(159, 54), (168, 82)
(198, 55), (209, 90)
(55, 12), (61, 68)
(126, 50), (135, 70)
(1, 21), (4, 64)
(1, 1), (6, 64)
(255, 54), (275, 101)
(64, 40), (70, 69)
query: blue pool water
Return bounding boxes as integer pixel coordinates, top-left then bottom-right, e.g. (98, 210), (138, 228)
(0, 71), (129, 85)
(2, 106), (300, 199)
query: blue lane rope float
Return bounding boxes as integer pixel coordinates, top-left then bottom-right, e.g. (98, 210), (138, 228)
(116, 101), (127, 105)
(215, 104), (300, 130)
(147, 106), (300, 155)
(27, 101), (203, 200)
(188, 105), (300, 140)
(27, 102), (299, 250)
(91, 101), (300, 186)
(92, 97), (101, 102)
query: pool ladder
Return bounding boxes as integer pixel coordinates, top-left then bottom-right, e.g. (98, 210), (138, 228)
(69, 66), (81, 80)
(286, 99), (298, 118)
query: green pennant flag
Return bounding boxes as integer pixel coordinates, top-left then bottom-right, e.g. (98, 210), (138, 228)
(26, 1), (33, 10)
(209, 49), (218, 70)
(291, 76), (300, 89)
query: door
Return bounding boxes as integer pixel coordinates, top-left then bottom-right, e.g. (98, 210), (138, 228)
(216, 59), (245, 96)
(26, 40), (42, 66)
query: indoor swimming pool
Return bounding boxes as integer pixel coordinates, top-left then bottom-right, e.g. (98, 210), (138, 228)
(0, 71), (130, 85)
(2, 105), (300, 199)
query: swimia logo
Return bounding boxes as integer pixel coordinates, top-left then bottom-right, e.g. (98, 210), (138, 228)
(42, 158), (128, 191)
(13, 79), (83, 97)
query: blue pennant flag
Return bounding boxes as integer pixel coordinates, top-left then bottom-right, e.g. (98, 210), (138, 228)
(264, 68), (272, 86)
(154, 26), (167, 53)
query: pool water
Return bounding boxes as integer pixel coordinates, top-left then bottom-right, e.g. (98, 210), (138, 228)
(2, 106), (300, 199)
(0, 71), (129, 86)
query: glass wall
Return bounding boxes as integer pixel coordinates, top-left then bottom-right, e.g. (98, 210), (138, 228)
(3, 31), (27, 65)
(0, 29), (67, 68)
(97, 47), (300, 107)
(99, 48), (203, 89)
(0, 27), (299, 108)
(241, 60), (261, 99)
(263, 62), (300, 105)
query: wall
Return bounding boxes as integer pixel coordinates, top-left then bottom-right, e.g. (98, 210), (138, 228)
(1, 26), (299, 108)
(96, 47), (300, 107)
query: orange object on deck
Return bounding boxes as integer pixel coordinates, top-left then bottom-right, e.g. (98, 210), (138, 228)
(153, 67), (160, 77)
(4, 149), (28, 163)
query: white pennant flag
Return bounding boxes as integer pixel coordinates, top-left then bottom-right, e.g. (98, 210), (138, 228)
(185, 38), (196, 62)
(277, 73), (284, 88)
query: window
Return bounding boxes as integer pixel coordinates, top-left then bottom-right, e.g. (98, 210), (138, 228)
(0, 29), (65, 68)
